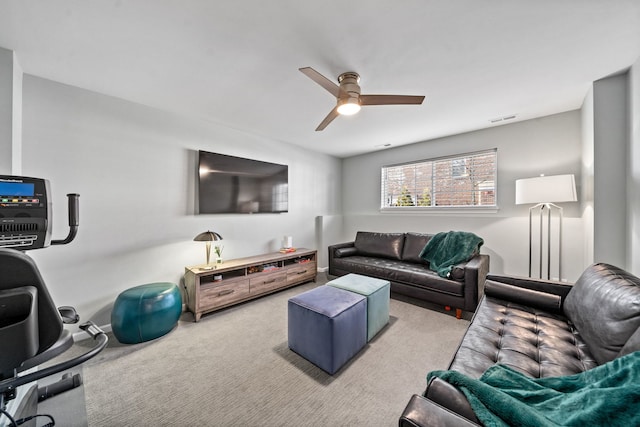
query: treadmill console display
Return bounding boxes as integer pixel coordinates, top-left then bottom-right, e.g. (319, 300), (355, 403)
(0, 176), (52, 250)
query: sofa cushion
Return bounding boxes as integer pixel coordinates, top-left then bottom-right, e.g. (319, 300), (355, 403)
(450, 297), (597, 379)
(563, 263), (640, 365)
(354, 231), (404, 260)
(401, 232), (432, 264)
(331, 256), (465, 296)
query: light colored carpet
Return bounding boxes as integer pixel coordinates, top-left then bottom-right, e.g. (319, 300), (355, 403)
(79, 276), (470, 426)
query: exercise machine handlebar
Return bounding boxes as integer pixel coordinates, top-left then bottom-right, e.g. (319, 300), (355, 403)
(51, 193), (79, 246)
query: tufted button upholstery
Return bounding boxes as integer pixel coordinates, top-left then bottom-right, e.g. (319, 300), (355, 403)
(449, 297), (597, 379)
(401, 264), (640, 427)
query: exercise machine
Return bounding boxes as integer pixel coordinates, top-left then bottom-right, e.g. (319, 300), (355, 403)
(0, 175), (107, 426)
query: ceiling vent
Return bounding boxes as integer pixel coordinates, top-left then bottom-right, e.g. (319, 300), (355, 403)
(489, 114), (517, 124)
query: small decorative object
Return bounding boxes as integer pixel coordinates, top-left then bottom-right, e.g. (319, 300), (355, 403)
(193, 230), (223, 270)
(214, 244), (224, 264)
(248, 265), (262, 274)
(262, 262), (279, 272)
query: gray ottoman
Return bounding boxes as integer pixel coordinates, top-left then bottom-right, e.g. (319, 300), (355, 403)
(288, 285), (367, 375)
(328, 273), (390, 341)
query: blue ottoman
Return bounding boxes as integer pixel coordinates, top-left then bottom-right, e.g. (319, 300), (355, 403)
(288, 285), (367, 375)
(111, 282), (182, 344)
(328, 274), (390, 341)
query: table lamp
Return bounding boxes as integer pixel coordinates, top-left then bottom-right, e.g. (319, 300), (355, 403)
(193, 230), (223, 270)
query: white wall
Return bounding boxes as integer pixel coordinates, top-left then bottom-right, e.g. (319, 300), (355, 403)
(342, 111), (584, 281)
(580, 85), (595, 267)
(15, 62), (640, 330)
(21, 75), (342, 329)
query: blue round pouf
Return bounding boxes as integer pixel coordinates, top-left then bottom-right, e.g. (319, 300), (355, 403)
(111, 282), (182, 344)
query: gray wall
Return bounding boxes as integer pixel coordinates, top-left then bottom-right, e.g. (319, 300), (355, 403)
(21, 75), (342, 328)
(0, 46), (20, 174)
(579, 62), (640, 276)
(629, 57), (640, 274)
(593, 73), (629, 268)
(341, 111), (584, 281)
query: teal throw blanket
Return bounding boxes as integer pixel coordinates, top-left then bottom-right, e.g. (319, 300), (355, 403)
(428, 351), (640, 427)
(419, 231), (484, 278)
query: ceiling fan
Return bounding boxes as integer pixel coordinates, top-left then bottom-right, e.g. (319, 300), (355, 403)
(299, 67), (425, 131)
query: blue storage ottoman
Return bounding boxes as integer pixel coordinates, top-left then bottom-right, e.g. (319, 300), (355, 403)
(288, 285), (367, 375)
(111, 282), (182, 344)
(328, 273), (390, 341)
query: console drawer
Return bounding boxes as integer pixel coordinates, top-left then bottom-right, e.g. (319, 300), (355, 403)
(286, 262), (317, 284)
(199, 279), (250, 309)
(250, 271), (287, 294)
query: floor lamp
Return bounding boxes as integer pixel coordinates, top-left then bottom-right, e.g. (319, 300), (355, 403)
(515, 174), (577, 280)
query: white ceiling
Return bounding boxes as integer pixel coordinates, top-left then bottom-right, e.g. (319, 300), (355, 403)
(1, 1), (640, 158)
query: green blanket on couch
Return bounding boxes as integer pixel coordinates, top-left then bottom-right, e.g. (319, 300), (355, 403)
(419, 231), (484, 278)
(427, 351), (640, 427)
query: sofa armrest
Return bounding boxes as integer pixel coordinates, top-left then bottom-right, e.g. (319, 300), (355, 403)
(486, 274), (573, 300)
(328, 241), (355, 276)
(399, 394), (482, 427)
(333, 246), (358, 258)
(328, 241), (355, 253)
(424, 377), (481, 424)
(460, 254), (490, 312)
(485, 280), (563, 313)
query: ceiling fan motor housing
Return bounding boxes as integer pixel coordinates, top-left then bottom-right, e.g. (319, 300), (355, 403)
(338, 72), (361, 100)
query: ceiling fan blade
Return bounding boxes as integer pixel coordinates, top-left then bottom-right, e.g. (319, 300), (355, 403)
(316, 107), (340, 131)
(299, 67), (341, 98)
(360, 94), (425, 106)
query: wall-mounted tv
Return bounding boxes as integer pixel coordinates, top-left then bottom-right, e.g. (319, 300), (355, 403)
(197, 150), (288, 214)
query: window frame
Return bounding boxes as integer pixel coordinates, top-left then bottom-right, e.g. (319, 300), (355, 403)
(380, 148), (498, 214)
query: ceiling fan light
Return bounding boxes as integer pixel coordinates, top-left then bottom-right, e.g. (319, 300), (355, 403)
(337, 99), (361, 115)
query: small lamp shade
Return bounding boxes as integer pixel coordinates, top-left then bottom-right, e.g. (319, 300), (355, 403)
(515, 174), (577, 205)
(193, 231), (223, 242)
(194, 231), (223, 266)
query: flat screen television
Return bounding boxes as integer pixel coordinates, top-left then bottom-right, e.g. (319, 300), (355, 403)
(197, 151), (288, 214)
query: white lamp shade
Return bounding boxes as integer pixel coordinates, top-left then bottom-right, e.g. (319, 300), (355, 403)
(515, 174), (577, 205)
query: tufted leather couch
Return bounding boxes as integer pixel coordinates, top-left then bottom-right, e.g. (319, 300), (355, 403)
(328, 231), (489, 318)
(399, 263), (640, 426)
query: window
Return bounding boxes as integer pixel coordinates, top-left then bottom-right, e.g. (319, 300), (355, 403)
(272, 183), (288, 212)
(381, 149), (497, 209)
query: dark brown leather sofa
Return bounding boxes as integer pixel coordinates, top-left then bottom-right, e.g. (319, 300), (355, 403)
(328, 231), (489, 318)
(399, 263), (640, 426)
